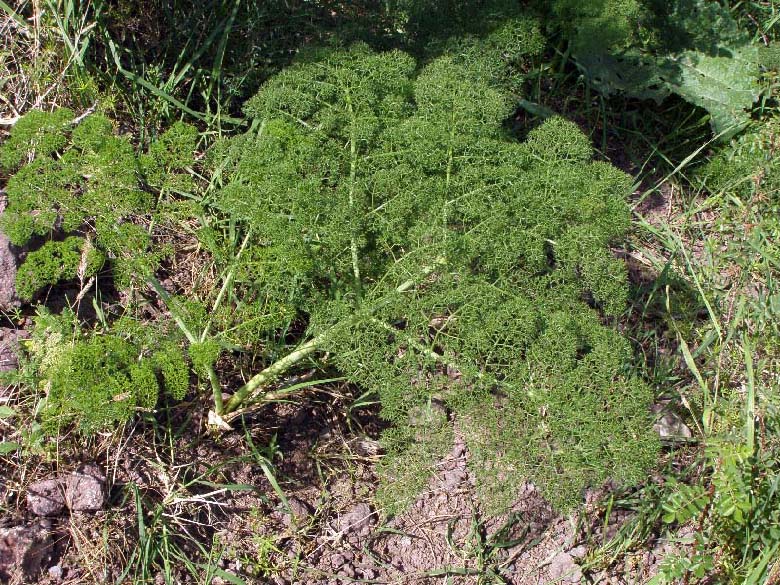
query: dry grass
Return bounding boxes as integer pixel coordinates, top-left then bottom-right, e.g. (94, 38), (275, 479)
(0, 0), (93, 130)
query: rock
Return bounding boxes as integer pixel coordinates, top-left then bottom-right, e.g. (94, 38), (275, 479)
(282, 496), (312, 527)
(0, 328), (21, 375)
(362, 568), (377, 579)
(0, 196), (19, 312)
(0, 521), (54, 582)
(548, 552), (583, 584)
(442, 468), (466, 490)
(568, 545), (588, 560)
(48, 564), (63, 580)
(330, 553), (345, 568)
(64, 464), (106, 512)
(337, 503), (374, 536)
(27, 479), (65, 516)
(654, 411), (692, 439)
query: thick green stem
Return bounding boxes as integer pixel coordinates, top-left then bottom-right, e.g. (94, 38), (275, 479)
(221, 257), (447, 416)
(208, 368), (224, 414)
(345, 94), (362, 295)
(222, 332), (327, 414)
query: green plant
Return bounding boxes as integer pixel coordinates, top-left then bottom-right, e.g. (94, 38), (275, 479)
(183, 43), (659, 514)
(0, 107), (197, 298)
(17, 307), (188, 433)
(547, 0), (765, 137)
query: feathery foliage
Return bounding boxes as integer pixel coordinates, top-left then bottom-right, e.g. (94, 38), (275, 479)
(205, 43), (658, 513)
(0, 108), (197, 298)
(18, 308), (188, 433)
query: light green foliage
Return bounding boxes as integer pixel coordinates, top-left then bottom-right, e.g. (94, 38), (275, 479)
(0, 109), (198, 298)
(695, 117), (780, 338)
(390, 0), (544, 96)
(208, 45), (658, 513)
(658, 436), (780, 582)
(15, 237), (104, 301)
(188, 339), (222, 379)
(0, 108), (74, 170)
(554, 0), (762, 136)
(139, 121), (199, 194)
(23, 308), (189, 433)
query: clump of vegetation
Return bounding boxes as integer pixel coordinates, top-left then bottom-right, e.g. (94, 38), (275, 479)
(547, 0), (764, 136)
(0, 108), (197, 298)
(194, 43), (659, 513)
(17, 308), (188, 433)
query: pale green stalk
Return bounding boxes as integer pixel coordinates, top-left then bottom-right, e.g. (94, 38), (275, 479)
(221, 258), (447, 416)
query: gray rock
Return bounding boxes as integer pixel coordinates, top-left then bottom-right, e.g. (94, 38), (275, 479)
(48, 564), (63, 580)
(442, 468), (466, 490)
(281, 496), (312, 527)
(0, 521), (54, 582)
(27, 479), (65, 516)
(568, 545), (588, 560)
(337, 503), (374, 536)
(0, 195), (19, 311)
(548, 552), (583, 584)
(654, 411), (692, 439)
(330, 553), (345, 568)
(0, 328), (22, 374)
(65, 464), (106, 512)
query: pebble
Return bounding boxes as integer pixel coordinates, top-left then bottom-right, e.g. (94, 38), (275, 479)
(27, 479), (65, 516)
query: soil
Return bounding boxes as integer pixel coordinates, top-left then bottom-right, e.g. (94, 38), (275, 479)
(0, 194), (18, 312)
(0, 382), (675, 584)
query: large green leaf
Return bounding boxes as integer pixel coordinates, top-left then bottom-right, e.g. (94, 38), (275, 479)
(669, 44), (760, 136)
(569, 0), (762, 137)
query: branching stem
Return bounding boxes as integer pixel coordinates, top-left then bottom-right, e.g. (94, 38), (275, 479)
(221, 258), (447, 416)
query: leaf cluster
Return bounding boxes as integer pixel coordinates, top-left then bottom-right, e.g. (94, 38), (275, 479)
(206, 43), (659, 512)
(0, 109), (197, 298)
(546, 0), (764, 136)
(21, 308), (188, 433)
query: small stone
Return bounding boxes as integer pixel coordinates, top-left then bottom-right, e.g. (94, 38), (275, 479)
(282, 496), (312, 527)
(442, 468), (466, 490)
(337, 503), (374, 536)
(0, 521), (54, 582)
(65, 464), (105, 512)
(568, 545), (588, 560)
(654, 411), (692, 439)
(548, 552), (582, 584)
(27, 479), (65, 516)
(0, 328), (22, 374)
(48, 564), (63, 579)
(342, 551), (354, 562)
(362, 568), (377, 579)
(0, 197), (19, 312)
(331, 553), (345, 568)
(338, 565), (355, 579)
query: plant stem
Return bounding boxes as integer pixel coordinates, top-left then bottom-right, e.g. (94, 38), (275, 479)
(200, 228), (252, 342)
(222, 332), (327, 414)
(221, 257), (447, 416)
(345, 93), (362, 296)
